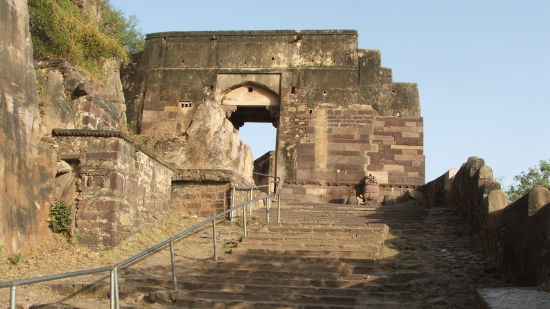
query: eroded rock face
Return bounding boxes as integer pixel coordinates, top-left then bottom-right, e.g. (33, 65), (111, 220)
(0, 0), (57, 253)
(140, 100), (254, 183)
(36, 59), (126, 133)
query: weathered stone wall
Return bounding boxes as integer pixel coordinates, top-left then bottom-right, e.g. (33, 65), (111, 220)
(53, 130), (173, 248)
(171, 169), (260, 218)
(253, 151), (276, 193)
(125, 30), (424, 202)
(420, 157), (550, 289)
(0, 0), (57, 254)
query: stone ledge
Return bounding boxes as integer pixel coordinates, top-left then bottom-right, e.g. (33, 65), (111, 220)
(477, 287), (550, 309)
(284, 181), (419, 189)
(52, 128), (174, 170)
(172, 169), (253, 185)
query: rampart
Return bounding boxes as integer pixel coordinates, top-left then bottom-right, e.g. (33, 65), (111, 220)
(420, 157), (550, 290)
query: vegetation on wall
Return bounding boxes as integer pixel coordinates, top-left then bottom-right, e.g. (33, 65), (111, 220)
(506, 159), (550, 202)
(98, 1), (145, 53)
(48, 201), (72, 233)
(28, 0), (144, 74)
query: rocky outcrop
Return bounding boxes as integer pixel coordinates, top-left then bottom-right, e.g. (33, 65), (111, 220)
(36, 58), (126, 133)
(0, 0), (57, 254)
(139, 100), (254, 183)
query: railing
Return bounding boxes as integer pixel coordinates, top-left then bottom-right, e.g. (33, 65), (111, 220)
(229, 173), (282, 225)
(0, 175), (281, 309)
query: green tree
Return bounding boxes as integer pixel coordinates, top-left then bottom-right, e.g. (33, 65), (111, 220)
(99, 1), (145, 53)
(506, 159), (550, 202)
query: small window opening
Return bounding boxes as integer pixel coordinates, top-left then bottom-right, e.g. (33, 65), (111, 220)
(271, 56), (275, 60)
(291, 86), (296, 94)
(179, 102), (192, 108)
(323, 91), (327, 96)
(308, 109), (313, 114)
(248, 87), (253, 93)
(210, 85), (214, 91)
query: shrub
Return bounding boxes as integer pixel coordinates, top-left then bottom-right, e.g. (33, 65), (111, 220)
(28, 0), (133, 75)
(49, 201), (72, 233)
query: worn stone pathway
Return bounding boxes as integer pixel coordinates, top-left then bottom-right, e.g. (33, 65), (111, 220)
(21, 200), (507, 308)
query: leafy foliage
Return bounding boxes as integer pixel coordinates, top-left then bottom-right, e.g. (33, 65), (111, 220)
(506, 159), (550, 202)
(28, 0), (144, 75)
(49, 201), (72, 233)
(98, 1), (145, 53)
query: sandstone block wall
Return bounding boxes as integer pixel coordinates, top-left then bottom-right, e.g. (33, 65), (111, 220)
(53, 130), (173, 248)
(171, 169), (261, 218)
(421, 157), (550, 289)
(253, 151), (276, 193)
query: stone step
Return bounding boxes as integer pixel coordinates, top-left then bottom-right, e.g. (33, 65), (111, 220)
(248, 231), (384, 239)
(230, 248), (379, 259)
(236, 243), (381, 253)
(179, 267), (370, 281)
(172, 289), (359, 305)
(188, 260), (377, 274)
(167, 272), (370, 288)
(152, 296), (358, 309)
(221, 253), (378, 265)
(242, 237), (383, 246)
(261, 226), (388, 234)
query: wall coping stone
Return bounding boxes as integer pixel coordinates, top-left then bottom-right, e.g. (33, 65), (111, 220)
(284, 181), (418, 189)
(52, 128), (174, 170)
(147, 30), (357, 39)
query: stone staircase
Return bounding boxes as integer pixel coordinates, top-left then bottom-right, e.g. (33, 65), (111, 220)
(32, 199), (508, 308)
(105, 201), (427, 308)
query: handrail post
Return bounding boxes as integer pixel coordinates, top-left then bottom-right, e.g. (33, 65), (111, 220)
(277, 194), (281, 223)
(114, 266), (120, 309)
(110, 267), (118, 309)
(9, 286), (16, 309)
(169, 241), (177, 290)
(265, 196), (270, 223)
(248, 188), (253, 214)
(267, 183), (272, 210)
(212, 219), (218, 260)
(243, 202), (248, 237)
(230, 187), (236, 222)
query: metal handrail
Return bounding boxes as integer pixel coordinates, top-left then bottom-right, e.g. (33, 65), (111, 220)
(1, 187), (281, 309)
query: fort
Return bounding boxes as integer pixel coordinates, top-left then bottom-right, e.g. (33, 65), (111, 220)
(0, 0), (549, 307)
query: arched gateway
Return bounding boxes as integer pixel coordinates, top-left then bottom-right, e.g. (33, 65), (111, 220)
(127, 30), (424, 202)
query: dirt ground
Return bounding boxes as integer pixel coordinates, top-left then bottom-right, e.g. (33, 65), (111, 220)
(0, 206), (248, 307)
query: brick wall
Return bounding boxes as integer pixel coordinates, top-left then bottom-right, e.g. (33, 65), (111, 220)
(287, 104), (424, 203)
(53, 130), (173, 248)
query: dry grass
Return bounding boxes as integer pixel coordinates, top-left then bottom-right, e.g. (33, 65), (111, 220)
(0, 206), (241, 282)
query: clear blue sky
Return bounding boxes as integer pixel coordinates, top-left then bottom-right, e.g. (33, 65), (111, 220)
(110, 0), (550, 189)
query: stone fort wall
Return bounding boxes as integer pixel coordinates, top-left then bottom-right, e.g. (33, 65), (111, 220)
(125, 30), (425, 202)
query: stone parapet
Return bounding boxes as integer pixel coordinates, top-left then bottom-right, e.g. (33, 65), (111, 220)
(420, 157), (550, 289)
